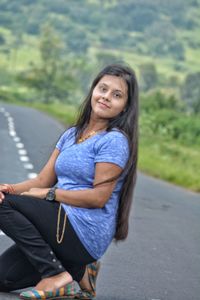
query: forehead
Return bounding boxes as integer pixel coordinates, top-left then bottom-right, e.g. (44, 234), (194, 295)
(97, 75), (128, 93)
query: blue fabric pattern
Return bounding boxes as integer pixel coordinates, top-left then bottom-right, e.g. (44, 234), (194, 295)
(55, 127), (130, 259)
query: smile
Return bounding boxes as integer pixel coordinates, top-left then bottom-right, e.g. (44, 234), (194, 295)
(98, 102), (110, 109)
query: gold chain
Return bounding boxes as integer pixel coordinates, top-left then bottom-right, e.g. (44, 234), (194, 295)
(78, 127), (107, 144)
(78, 130), (97, 143)
(56, 204), (67, 244)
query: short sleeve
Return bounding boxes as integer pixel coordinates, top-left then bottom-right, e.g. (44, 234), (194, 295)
(94, 131), (130, 169)
(56, 127), (75, 151)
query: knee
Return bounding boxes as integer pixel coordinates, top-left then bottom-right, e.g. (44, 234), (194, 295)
(0, 270), (10, 292)
(0, 194), (17, 213)
(0, 194), (10, 208)
(0, 261), (19, 292)
(0, 281), (12, 292)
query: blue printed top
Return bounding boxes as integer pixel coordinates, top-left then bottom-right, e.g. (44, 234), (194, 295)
(55, 126), (129, 259)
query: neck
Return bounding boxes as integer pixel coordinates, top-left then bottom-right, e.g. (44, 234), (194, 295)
(86, 115), (108, 132)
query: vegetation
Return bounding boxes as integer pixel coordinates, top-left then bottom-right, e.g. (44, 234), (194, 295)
(0, 0), (200, 191)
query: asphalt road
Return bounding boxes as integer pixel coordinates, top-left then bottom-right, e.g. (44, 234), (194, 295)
(0, 102), (200, 300)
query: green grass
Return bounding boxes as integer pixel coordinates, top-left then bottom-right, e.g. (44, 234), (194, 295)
(29, 101), (78, 125)
(0, 99), (78, 125)
(139, 134), (200, 192)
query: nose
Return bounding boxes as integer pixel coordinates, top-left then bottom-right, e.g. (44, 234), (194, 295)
(102, 91), (111, 101)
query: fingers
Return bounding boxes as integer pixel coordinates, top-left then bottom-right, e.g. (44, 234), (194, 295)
(20, 192), (29, 196)
(0, 185), (14, 197)
(0, 192), (5, 203)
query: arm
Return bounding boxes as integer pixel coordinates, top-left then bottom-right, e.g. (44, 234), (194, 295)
(18, 132), (129, 207)
(54, 162), (122, 208)
(21, 161), (123, 208)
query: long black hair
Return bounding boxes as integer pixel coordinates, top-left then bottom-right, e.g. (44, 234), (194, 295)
(74, 64), (139, 241)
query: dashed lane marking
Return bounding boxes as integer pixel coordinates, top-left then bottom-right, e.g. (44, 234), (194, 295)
(0, 106), (38, 181)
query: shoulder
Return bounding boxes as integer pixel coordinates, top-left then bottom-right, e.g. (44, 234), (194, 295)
(94, 128), (129, 153)
(94, 129), (130, 168)
(97, 129), (129, 146)
(60, 126), (76, 140)
(56, 126), (76, 150)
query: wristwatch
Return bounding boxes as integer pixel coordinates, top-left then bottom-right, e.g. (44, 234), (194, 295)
(46, 187), (57, 201)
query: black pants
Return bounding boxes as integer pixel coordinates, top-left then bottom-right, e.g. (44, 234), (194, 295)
(0, 194), (94, 292)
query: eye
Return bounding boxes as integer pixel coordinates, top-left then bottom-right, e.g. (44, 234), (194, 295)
(113, 92), (122, 98)
(99, 85), (107, 92)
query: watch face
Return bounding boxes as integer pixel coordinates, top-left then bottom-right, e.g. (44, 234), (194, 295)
(46, 188), (56, 201)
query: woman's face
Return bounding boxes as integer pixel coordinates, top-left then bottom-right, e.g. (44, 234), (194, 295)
(91, 75), (128, 120)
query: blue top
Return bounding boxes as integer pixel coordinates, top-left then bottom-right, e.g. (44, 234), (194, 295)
(55, 126), (130, 259)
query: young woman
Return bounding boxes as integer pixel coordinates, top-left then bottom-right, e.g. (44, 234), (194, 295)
(0, 64), (139, 300)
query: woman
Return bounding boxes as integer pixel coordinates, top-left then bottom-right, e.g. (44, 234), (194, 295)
(0, 64), (138, 300)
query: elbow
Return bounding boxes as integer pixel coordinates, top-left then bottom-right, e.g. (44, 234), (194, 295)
(97, 202), (106, 209)
(95, 195), (108, 209)
(92, 188), (111, 208)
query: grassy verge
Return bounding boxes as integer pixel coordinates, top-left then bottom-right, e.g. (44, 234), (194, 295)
(1, 100), (199, 192)
(28, 102), (78, 125)
(139, 134), (200, 192)
(0, 100), (78, 125)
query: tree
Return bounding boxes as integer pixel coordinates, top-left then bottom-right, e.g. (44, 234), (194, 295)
(0, 33), (5, 45)
(38, 24), (63, 102)
(17, 24), (78, 103)
(139, 63), (158, 92)
(181, 72), (200, 113)
(64, 24), (89, 55)
(96, 52), (123, 68)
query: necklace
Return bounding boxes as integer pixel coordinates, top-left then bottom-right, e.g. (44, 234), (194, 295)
(77, 127), (106, 144)
(56, 204), (67, 244)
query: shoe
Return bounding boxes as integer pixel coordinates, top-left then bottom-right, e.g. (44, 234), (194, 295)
(19, 282), (76, 299)
(75, 261), (100, 299)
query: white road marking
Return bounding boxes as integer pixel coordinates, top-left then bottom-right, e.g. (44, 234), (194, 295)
(0, 231), (5, 236)
(28, 173), (37, 179)
(19, 156), (29, 162)
(18, 149), (27, 155)
(0, 106), (38, 181)
(13, 136), (21, 142)
(24, 163), (34, 170)
(16, 142), (24, 148)
(9, 130), (17, 137)
(7, 116), (13, 122)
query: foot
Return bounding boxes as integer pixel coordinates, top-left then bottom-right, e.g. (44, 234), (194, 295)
(78, 261), (100, 297)
(35, 271), (73, 292)
(79, 267), (92, 292)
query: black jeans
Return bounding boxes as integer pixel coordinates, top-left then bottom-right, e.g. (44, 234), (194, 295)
(0, 194), (94, 292)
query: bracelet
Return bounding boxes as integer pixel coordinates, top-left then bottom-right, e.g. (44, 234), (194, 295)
(0, 184), (15, 194)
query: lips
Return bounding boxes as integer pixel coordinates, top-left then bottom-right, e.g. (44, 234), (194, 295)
(98, 101), (110, 109)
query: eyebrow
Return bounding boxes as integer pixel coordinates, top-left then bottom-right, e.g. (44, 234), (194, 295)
(99, 83), (125, 95)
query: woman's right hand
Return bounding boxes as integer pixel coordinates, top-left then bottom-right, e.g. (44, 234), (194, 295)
(0, 184), (11, 203)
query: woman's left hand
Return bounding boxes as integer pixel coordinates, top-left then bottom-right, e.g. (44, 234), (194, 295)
(20, 188), (49, 199)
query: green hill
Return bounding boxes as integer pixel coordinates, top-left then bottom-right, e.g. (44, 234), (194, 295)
(0, 0), (200, 78)
(0, 0), (200, 191)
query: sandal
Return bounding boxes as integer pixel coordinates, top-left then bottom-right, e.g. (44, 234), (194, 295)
(19, 281), (76, 300)
(75, 261), (101, 299)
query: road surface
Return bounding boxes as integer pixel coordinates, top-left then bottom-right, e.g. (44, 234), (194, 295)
(0, 103), (200, 300)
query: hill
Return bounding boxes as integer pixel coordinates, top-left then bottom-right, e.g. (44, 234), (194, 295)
(0, 0), (200, 191)
(0, 0), (200, 80)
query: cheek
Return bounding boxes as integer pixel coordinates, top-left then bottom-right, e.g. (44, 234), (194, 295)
(91, 90), (99, 103)
(114, 100), (127, 113)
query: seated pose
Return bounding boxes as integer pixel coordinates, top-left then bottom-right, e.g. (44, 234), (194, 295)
(0, 64), (138, 300)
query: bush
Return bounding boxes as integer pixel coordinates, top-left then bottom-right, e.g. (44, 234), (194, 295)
(141, 108), (200, 145)
(141, 91), (180, 112)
